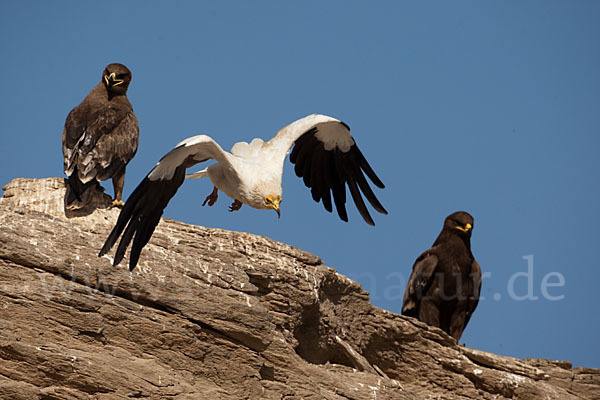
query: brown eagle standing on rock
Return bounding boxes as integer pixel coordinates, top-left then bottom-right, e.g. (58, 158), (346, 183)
(62, 63), (139, 209)
(402, 211), (481, 341)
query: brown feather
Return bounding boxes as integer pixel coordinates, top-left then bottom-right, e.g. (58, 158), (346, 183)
(62, 63), (139, 208)
(402, 211), (481, 341)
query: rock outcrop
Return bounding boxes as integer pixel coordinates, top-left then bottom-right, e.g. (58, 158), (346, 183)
(1, 177), (598, 400)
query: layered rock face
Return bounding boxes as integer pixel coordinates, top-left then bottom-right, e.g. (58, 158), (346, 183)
(0, 178), (598, 400)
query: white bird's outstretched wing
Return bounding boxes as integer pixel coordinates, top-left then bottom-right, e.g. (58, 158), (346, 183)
(268, 114), (387, 225)
(100, 135), (229, 270)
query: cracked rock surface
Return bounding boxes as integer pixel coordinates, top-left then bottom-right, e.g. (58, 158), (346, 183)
(1, 178), (599, 399)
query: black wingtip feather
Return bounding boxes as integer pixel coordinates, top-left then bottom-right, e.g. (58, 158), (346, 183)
(356, 147), (385, 189)
(321, 188), (333, 212)
(113, 216), (140, 266)
(337, 204), (349, 222)
(311, 187), (321, 202)
(288, 126), (385, 225)
(349, 157), (388, 215)
(99, 177), (151, 258)
(347, 177), (375, 226)
(320, 154), (333, 213)
(100, 165), (187, 270)
(129, 212), (163, 270)
(331, 181), (348, 221)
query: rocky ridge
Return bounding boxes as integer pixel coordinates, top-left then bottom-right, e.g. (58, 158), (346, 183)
(0, 177), (598, 399)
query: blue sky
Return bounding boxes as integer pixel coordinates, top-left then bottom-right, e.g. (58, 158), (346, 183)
(1, 1), (598, 368)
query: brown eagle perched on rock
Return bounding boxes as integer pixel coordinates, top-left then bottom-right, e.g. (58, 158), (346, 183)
(62, 63), (139, 209)
(402, 211), (481, 341)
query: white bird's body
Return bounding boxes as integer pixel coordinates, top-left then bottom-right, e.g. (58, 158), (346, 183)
(101, 114), (387, 270)
(155, 115), (344, 209)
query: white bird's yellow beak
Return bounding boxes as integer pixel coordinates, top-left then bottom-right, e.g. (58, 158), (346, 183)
(265, 195), (281, 218)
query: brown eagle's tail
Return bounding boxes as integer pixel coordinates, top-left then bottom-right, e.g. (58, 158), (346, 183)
(65, 167), (98, 210)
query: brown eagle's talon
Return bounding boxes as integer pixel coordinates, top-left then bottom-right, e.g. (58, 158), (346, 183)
(111, 199), (125, 208)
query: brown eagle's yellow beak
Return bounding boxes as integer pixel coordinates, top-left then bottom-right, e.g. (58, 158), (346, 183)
(455, 223), (472, 232)
(104, 72), (124, 87)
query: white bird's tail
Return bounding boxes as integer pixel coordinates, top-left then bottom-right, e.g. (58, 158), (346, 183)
(185, 168), (208, 179)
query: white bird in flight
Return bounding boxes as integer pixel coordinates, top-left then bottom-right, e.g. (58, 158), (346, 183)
(100, 114), (387, 270)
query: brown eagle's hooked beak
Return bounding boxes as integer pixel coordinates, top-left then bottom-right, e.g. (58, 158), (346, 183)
(104, 72), (124, 87)
(455, 223), (472, 233)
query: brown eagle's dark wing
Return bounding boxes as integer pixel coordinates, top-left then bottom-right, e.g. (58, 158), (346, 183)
(62, 82), (138, 181)
(88, 111), (139, 182)
(68, 105), (137, 183)
(463, 259), (482, 330)
(63, 105), (87, 153)
(402, 251), (439, 318)
(62, 101), (91, 178)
